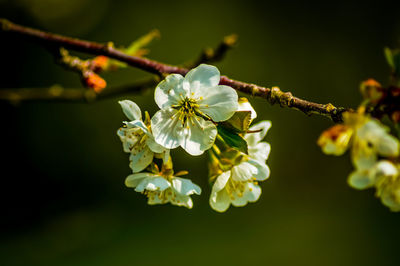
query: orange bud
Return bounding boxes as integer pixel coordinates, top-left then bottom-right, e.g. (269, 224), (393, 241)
(360, 79), (385, 104)
(92, 55), (109, 72)
(83, 72), (106, 93)
(390, 86), (400, 98)
(318, 124), (353, 156)
(391, 111), (400, 123)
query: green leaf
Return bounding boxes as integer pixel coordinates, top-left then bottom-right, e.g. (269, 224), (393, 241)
(385, 47), (400, 83)
(217, 124), (248, 154)
(219, 111), (252, 134)
(384, 47), (394, 69)
(125, 29), (160, 55)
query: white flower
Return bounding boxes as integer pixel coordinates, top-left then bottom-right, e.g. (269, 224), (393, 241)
(209, 159), (269, 212)
(237, 97), (257, 122)
(151, 64), (238, 156)
(117, 100), (167, 172)
(352, 119), (399, 166)
(125, 172), (201, 209)
(209, 120), (271, 212)
(374, 162), (400, 211)
(348, 160), (398, 190)
(318, 112), (399, 160)
(317, 124), (353, 156)
(245, 121), (272, 163)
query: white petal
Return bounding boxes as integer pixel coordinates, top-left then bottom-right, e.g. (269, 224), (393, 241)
(249, 142), (271, 163)
(119, 100), (142, 121)
(135, 176), (171, 192)
(129, 146), (154, 173)
(181, 116), (217, 155)
(372, 160), (398, 179)
(232, 162), (258, 182)
(245, 182), (262, 202)
(357, 120), (399, 157)
(151, 108), (184, 149)
(376, 134), (400, 157)
(237, 98), (257, 121)
(232, 182), (261, 207)
(347, 170), (374, 190)
(125, 173), (154, 188)
(209, 189), (231, 212)
(351, 138), (377, 170)
(212, 171), (231, 192)
(171, 193), (194, 209)
(125, 120), (150, 135)
(146, 137), (165, 153)
(380, 191), (400, 212)
(117, 127), (141, 153)
(248, 159), (270, 181)
(172, 177), (201, 196)
(154, 74), (187, 109)
(245, 121), (272, 146)
(184, 64), (220, 95)
(147, 193), (164, 205)
(197, 85), (238, 122)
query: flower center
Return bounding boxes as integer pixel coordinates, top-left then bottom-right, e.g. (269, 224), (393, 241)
(224, 177), (257, 200)
(171, 97), (200, 125)
(179, 97), (199, 116)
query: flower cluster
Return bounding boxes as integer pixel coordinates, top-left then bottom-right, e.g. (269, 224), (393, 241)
(209, 119), (271, 212)
(318, 108), (400, 211)
(117, 64), (272, 211)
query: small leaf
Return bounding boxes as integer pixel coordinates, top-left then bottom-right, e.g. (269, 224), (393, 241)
(125, 29), (160, 55)
(217, 124), (248, 154)
(219, 111), (252, 133)
(384, 47), (394, 69)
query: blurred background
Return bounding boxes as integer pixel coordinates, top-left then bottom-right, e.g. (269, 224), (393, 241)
(1, 0), (400, 265)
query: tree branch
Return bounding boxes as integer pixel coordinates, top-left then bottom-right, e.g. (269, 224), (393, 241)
(0, 78), (158, 104)
(184, 34), (238, 68)
(0, 18), (350, 122)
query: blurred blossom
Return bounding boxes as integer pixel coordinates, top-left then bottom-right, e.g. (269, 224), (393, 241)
(318, 124), (353, 156)
(319, 110), (400, 211)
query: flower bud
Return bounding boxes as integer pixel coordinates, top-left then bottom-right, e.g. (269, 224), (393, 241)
(318, 124), (353, 155)
(360, 79), (385, 104)
(82, 71), (106, 93)
(391, 110), (400, 124)
(91, 55), (109, 72)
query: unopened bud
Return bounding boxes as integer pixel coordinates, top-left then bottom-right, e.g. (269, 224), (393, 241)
(391, 110), (400, 123)
(92, 55), (109, 72)
(360, 79), (385, 104)
(83, 71), (106, 93)
(390, 86), (400, 98)
(318, 124), (353, 156)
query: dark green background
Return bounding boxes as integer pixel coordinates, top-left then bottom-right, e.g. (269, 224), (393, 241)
(1, 0), (400, 265)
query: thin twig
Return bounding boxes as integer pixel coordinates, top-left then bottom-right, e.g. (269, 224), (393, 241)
(0, 78), (158, 104)
(0, 18), (350, 122)
(184, 34), (238, 68)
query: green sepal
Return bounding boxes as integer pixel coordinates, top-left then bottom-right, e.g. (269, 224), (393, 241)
(217, 124), (248, 154)
(107, 30), (160, 69)
(385, 47), (400, 84)
(384, 47), (395, 69)
(219, 111), (252, 134)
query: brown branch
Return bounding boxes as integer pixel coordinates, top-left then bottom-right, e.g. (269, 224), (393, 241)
(0, 78), (158, 104)
(184, 34), (238, 68)
(0, 18), (350, 122)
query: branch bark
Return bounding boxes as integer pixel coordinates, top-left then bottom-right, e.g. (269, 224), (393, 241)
(0, 78), (158, 104)
(0, 18), (350, 122)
